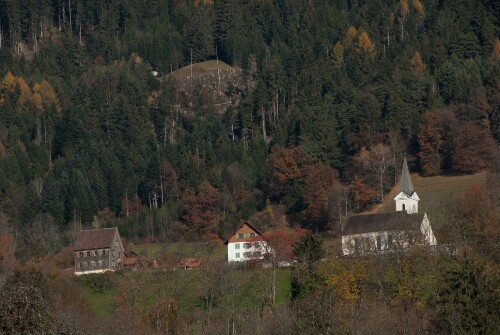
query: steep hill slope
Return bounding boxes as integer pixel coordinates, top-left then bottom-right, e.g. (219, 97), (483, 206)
(371, 171), (488, 229)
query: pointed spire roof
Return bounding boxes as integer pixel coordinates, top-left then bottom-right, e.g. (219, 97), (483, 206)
(400, 157), (415, 196)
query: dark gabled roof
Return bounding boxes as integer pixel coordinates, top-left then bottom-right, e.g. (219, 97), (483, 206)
(74, 228), (119, 251)
(224, 220), (262, 245)
(400, 157), (415, 196)
(342, 212), (424, 235)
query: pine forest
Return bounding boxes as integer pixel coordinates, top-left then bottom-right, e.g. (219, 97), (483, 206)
(0, 0), (499, 334)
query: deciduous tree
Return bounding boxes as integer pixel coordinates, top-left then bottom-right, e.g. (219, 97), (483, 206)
(181, 179), (220, 235)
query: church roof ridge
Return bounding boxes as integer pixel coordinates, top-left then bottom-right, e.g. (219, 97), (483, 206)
(400, 157), (415, 196)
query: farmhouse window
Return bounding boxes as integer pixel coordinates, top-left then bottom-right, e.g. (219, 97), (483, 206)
(235, 243), (240, 249)
(235, 253), (240, 258)
(237, 233), (244, 239)
(243, 243), (251, 249)
(94, 250), (98, 256)
(87, 251), (91, 256)
(250, 233), (256, 237)
(78, 263), (82, 268)
(387, 235), (393, 249)
(102, 249), (106, 255)
(376, 236), (381, 250)
(79, 252), (84, 257)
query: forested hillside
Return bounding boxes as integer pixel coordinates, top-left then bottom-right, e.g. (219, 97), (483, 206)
(0, 0), (499, 257)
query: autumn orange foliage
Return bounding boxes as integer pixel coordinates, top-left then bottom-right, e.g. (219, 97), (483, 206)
(410, 51), (426, 74)
(490, 39), (500, 61)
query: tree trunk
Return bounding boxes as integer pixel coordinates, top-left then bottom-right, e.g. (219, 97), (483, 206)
(272, 261), (277, 304)
(262, 107), (267, 141)
(36, 117), (42, 144)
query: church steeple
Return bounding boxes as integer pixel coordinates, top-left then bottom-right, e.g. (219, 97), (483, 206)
(400, 157), (415, 196)
(394, 157), (420, 214)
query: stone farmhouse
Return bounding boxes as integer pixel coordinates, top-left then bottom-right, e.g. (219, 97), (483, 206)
(224, 221), (268, 262)
(74, 227), (124, 275)
(342, 158), (437, 256)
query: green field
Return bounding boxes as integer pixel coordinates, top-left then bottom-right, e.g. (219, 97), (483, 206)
(132, 241), (226, 260)
(83, 287), (118, 316)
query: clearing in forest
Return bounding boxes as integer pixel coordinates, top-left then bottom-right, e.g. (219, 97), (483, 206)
(170, 60), (238, 78)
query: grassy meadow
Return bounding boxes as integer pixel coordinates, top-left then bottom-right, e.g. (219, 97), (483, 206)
(373, 171), (488, 229)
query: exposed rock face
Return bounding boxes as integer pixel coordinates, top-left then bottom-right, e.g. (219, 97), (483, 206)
(170, 60), (244, 115)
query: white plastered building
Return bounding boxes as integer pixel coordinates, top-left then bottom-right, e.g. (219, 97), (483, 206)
(342, 158), (437, 256)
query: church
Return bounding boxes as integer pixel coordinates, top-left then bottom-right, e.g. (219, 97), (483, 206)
(342, 158), (437, 256)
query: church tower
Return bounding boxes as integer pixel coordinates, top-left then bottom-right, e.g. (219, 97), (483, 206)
(394, 157), (420, 214)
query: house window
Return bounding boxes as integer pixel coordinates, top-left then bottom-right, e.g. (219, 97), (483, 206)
(243, 243), (251, 249)
(87, 251), (91, 256)
(376, 236), (382, 250)
(235, 243), (240, 249)
(112, 260), (115, 267)
(87, 262), (91, 268)
(388, 235), (393, 249)
(102, 249), (106, 255)
(102, 261), (107, 267)
(250, 233), (256, 237)
(237, 233), (244, 239)
(235, 253), (240, 258)
(78, 263), (82, 268)
(114, 240), (118, 247)
(94, 250), (98, 256)
(79, 252), (84, 257)
(402, 204), (406, 211)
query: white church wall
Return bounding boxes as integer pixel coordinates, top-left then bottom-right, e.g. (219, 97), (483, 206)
(342, 229), (424, 256)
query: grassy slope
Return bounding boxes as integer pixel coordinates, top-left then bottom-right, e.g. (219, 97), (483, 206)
(83, 287), (118, 315)
(170, 60), (237, 77)
(372, 171), (488, 229)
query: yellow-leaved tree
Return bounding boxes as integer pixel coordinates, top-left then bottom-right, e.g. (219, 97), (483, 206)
(331, 41), (344, 69)
(16, 76), (32, 109)
(410, 51), (427, 74)
(33, 81), (61, 114)
(412, 0), (425, 21)
(1, 71), (17, 94)
(345, 26), (358, 45)
(357, 31), (376, 59)
(31, 80), (61, 144)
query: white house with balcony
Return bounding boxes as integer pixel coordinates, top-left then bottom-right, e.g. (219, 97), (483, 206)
(224, 221), (268, 262)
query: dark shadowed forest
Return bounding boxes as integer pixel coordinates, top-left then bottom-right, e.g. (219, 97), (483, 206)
(0, 0), (500, 334)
